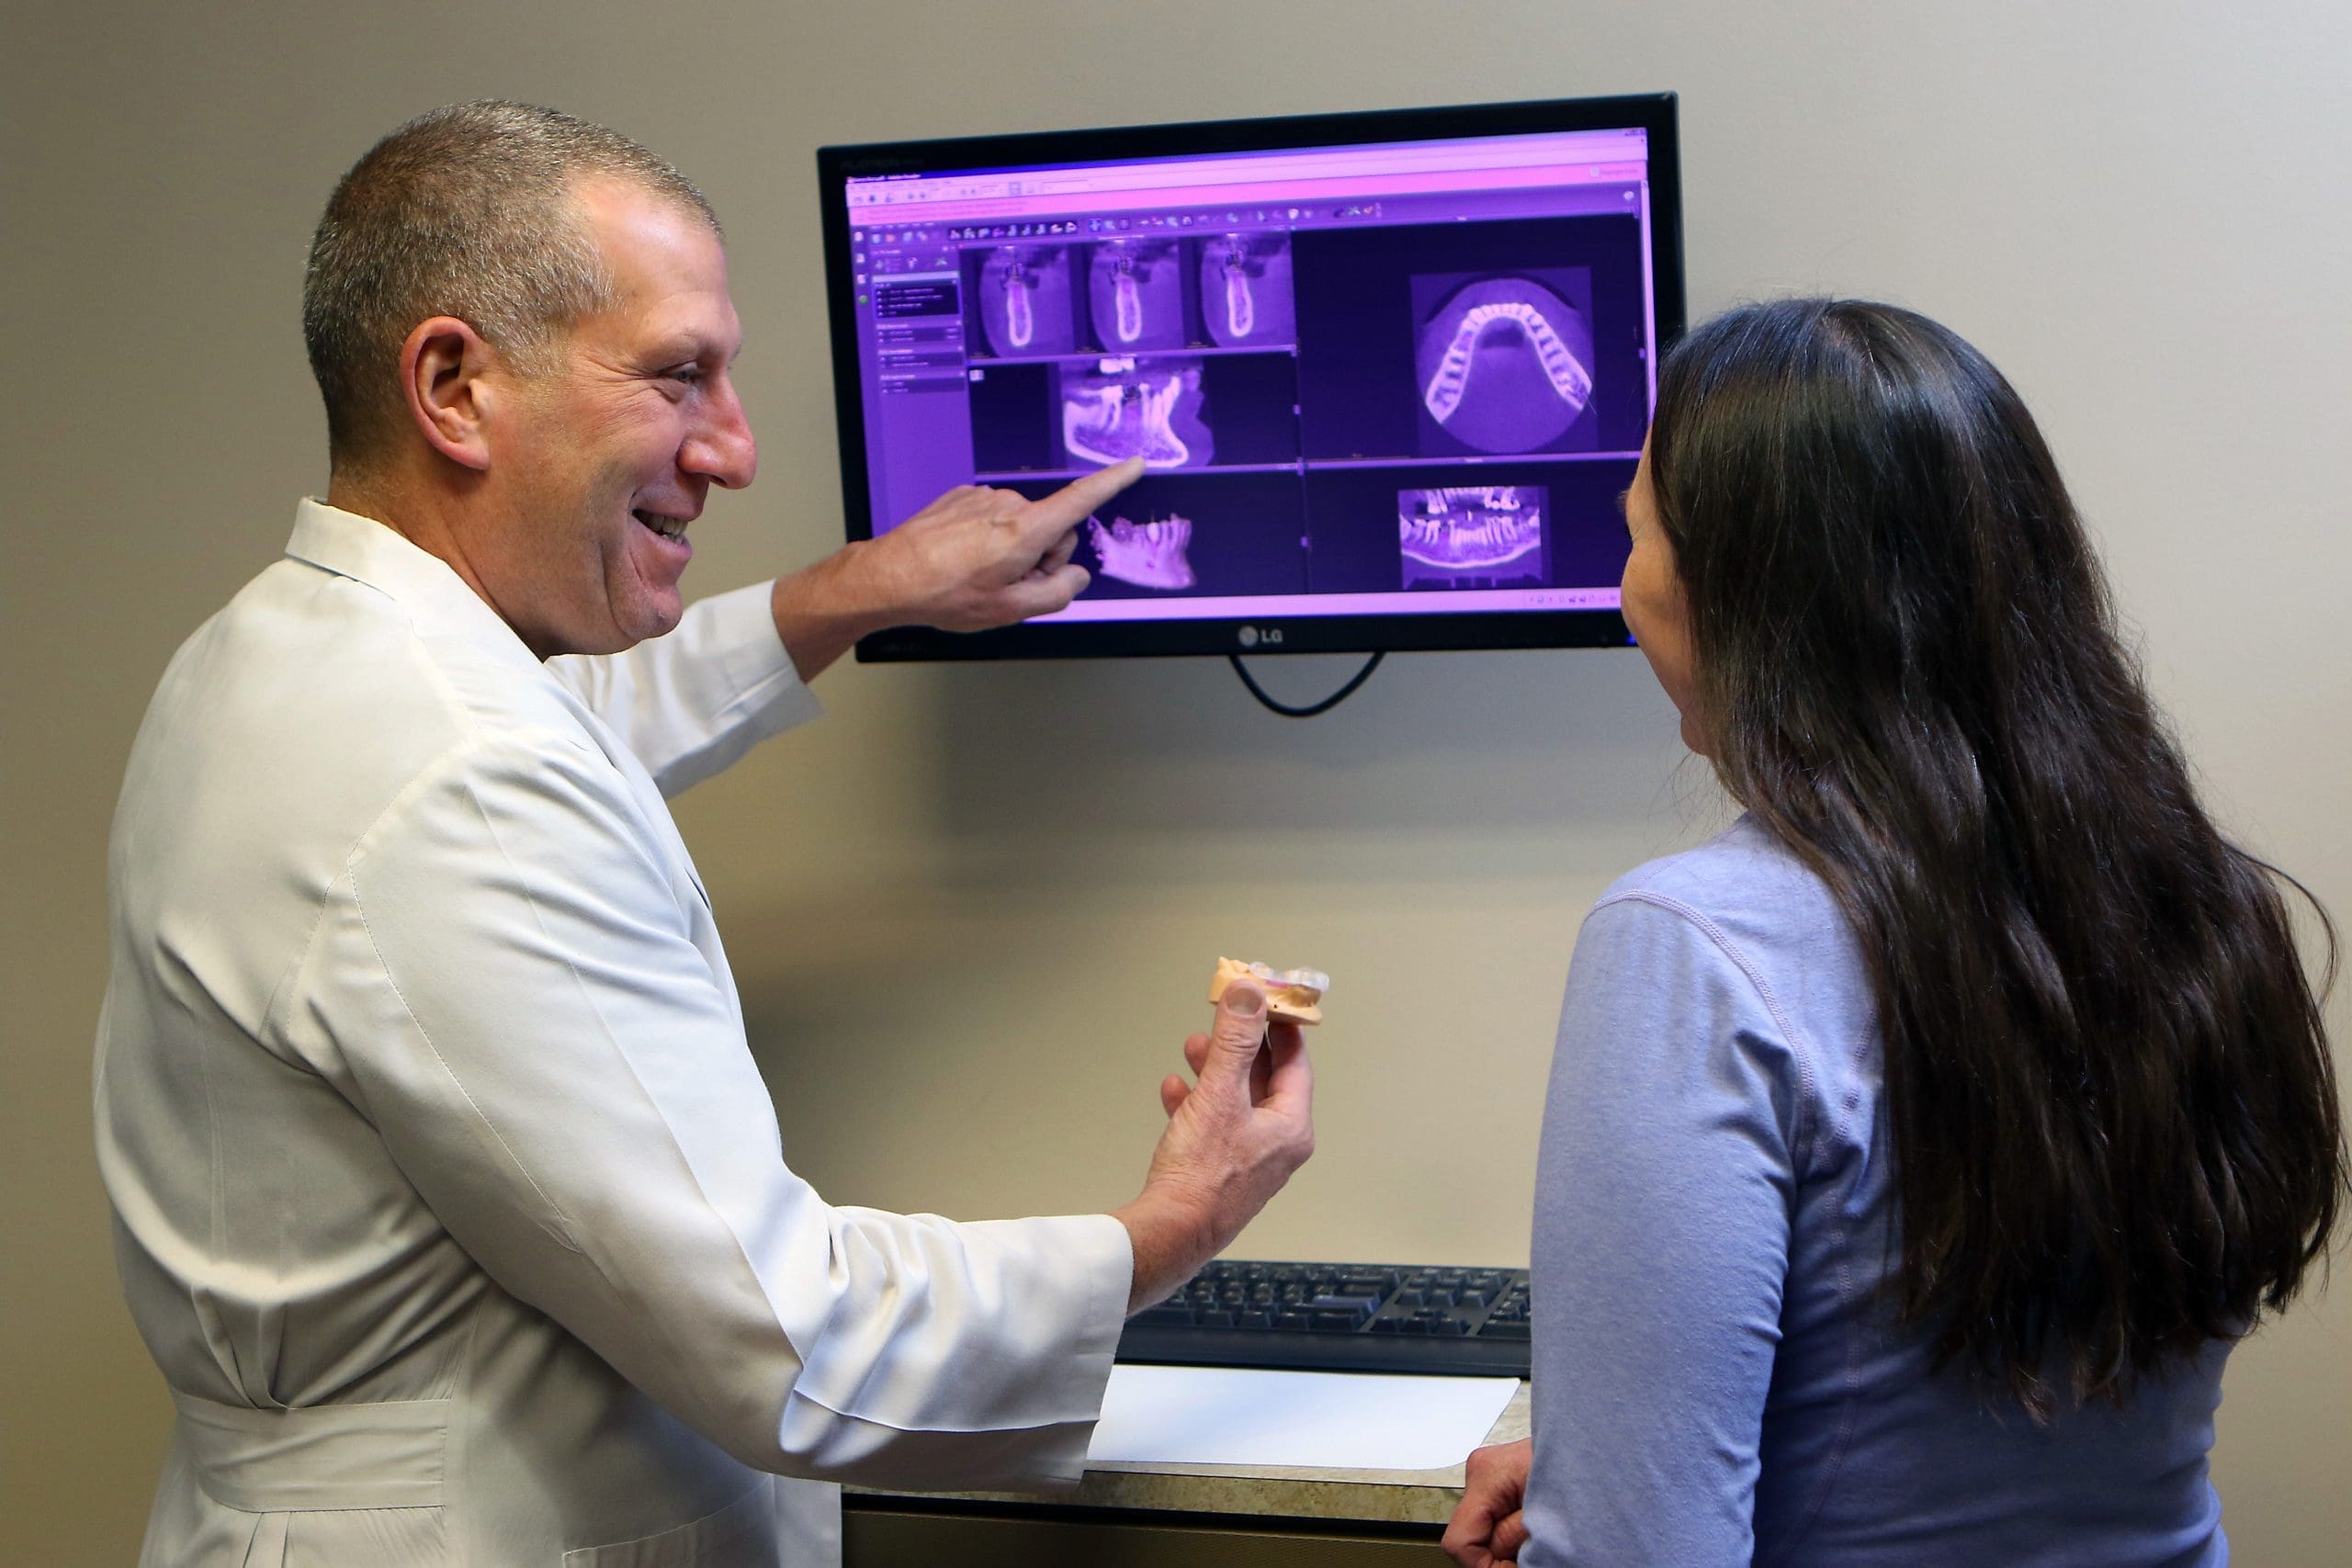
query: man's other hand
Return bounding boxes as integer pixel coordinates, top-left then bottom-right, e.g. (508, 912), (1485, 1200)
(1114, 981), (1316, 1312)
(1442, 1438), (1532, 1567)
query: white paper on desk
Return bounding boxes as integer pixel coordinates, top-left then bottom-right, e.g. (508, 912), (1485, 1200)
(1087, 1364), (1520, 1472)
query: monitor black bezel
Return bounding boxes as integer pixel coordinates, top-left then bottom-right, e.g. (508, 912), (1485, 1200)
(816, 92), (1683, 663)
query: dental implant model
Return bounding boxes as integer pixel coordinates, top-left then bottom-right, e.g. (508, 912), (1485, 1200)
(1209, 957), (1329, 1026)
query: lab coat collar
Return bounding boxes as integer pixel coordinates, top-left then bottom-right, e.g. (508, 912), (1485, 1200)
(286, 498), (545, 674)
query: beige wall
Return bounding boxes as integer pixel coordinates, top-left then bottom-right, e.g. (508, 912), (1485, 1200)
(6, 1), (2347, 1560)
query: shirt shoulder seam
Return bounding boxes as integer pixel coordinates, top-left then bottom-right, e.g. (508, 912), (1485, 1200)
(1588, 886), (1824, 1177)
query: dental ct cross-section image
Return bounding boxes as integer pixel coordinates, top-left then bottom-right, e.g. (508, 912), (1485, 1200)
(1412, 272), (1596, 457)
(1086, 238), (1189, 352)
(974, 245), (1078, 357)
(1199, 233), (1295, 347)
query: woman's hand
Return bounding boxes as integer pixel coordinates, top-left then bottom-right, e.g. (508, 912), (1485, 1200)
(1442, 1438), (1532, 1567)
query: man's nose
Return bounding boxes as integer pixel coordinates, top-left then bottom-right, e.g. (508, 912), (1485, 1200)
(684, 380), (757, 490)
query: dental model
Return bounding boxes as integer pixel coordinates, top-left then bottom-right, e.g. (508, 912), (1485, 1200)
(1422, 300), (1595, 426)
(1063, 370), (1194, 468)
(1087, 513), (1195, 591)
(1209, 956), (1329, 1026)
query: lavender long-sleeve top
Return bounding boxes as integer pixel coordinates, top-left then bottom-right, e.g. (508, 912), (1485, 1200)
(1524, 816), (2230, 1567)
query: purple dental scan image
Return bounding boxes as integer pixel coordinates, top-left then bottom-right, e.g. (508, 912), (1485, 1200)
(1196, 232), (1295, 347)
(1292, 217), (1647, 462)
(1083, 239), (1190, 352)
(1300, 458), (1636, 595)
(967, 245), (1079, 358)
(972, 355), (1300, 479)
(1090, 513), (1197, 591)
(1410, 271), (1593, 457)
(1003, 471), (1310, 600)
(1397, 485), (1549, 589)
(1059, 356), (1215, 469)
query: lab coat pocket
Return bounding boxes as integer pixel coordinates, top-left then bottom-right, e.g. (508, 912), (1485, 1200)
(562, 1476), (777, 1567)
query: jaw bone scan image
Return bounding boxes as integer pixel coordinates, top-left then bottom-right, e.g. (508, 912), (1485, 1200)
(1087, 512), (1197, 591)
(1414, 276), (1595, 455)
(1060, 355), (1216, 469)
(1397, 485), (1550, 589)
(1085, 239), (1187, 352)
(1198, 232), (1295, 347)
(978, 245), (1076, 356)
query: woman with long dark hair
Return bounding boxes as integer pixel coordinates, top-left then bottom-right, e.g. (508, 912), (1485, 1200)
(1443, 299), (2346, 1566)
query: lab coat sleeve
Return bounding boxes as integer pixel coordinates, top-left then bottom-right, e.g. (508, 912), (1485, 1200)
(311, 726), (1129, 1489)
(546, 581), (822, 796)
(1519, 893), (1804, 1568)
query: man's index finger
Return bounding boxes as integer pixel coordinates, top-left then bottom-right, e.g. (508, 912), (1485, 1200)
(1018, 457), (1146, 544)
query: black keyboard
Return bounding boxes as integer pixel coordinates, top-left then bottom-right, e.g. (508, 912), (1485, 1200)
(1115, 1259), (1532, 1377)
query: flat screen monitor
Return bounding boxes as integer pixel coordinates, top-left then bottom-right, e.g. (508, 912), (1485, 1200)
(817, 93), (1682, 661)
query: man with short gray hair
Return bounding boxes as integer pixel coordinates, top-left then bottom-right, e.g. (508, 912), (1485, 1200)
(96, 101), (1315, 1566)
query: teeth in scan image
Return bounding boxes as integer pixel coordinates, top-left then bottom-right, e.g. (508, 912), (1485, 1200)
(1087, 512), (1197, 591)
(1396, 486), (1548, 584)
(1423, 300), (1594, 424)
(1223, 251), (1254, 339)
(1062, 356), (1208, 469)
(978, 245), (1074, 358)
(1114, 254), (1144, 343)
(1198, 233), (1293, 348)
(1003, 257), (1034, 348)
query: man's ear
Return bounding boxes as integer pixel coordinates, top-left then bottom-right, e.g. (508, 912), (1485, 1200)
(399, 316), (508, 472)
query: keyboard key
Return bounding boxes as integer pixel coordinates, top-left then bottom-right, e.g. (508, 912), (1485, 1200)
(1477, 1319), (1532, 1341)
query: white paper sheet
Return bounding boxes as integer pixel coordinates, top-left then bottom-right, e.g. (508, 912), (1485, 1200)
(1086, 1364), (1521, 1472)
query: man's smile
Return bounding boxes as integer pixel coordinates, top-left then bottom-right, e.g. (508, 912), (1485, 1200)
(633, 508), (692, 542)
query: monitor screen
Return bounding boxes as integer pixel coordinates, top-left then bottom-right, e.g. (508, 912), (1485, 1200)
(817, 94), (1682, 661)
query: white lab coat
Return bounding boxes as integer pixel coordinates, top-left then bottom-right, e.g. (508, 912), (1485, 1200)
(95, 500), (1131, 1566)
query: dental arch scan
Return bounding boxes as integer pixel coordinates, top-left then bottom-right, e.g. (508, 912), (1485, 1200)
(1414, 276), (1595, 455)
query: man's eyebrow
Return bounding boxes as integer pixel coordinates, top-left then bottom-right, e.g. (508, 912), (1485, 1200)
(1615, 488), (1631, 516)
(652, 332), (745, 366)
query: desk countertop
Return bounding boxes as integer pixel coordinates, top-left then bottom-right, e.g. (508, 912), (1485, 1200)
(847, 1378), (1528, 1528)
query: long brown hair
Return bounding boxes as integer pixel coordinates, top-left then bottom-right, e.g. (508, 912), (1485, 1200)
(1647, 298), (2346, 1416)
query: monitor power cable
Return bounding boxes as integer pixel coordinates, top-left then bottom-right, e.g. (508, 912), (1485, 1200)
(1228, 651), (1385, 718)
